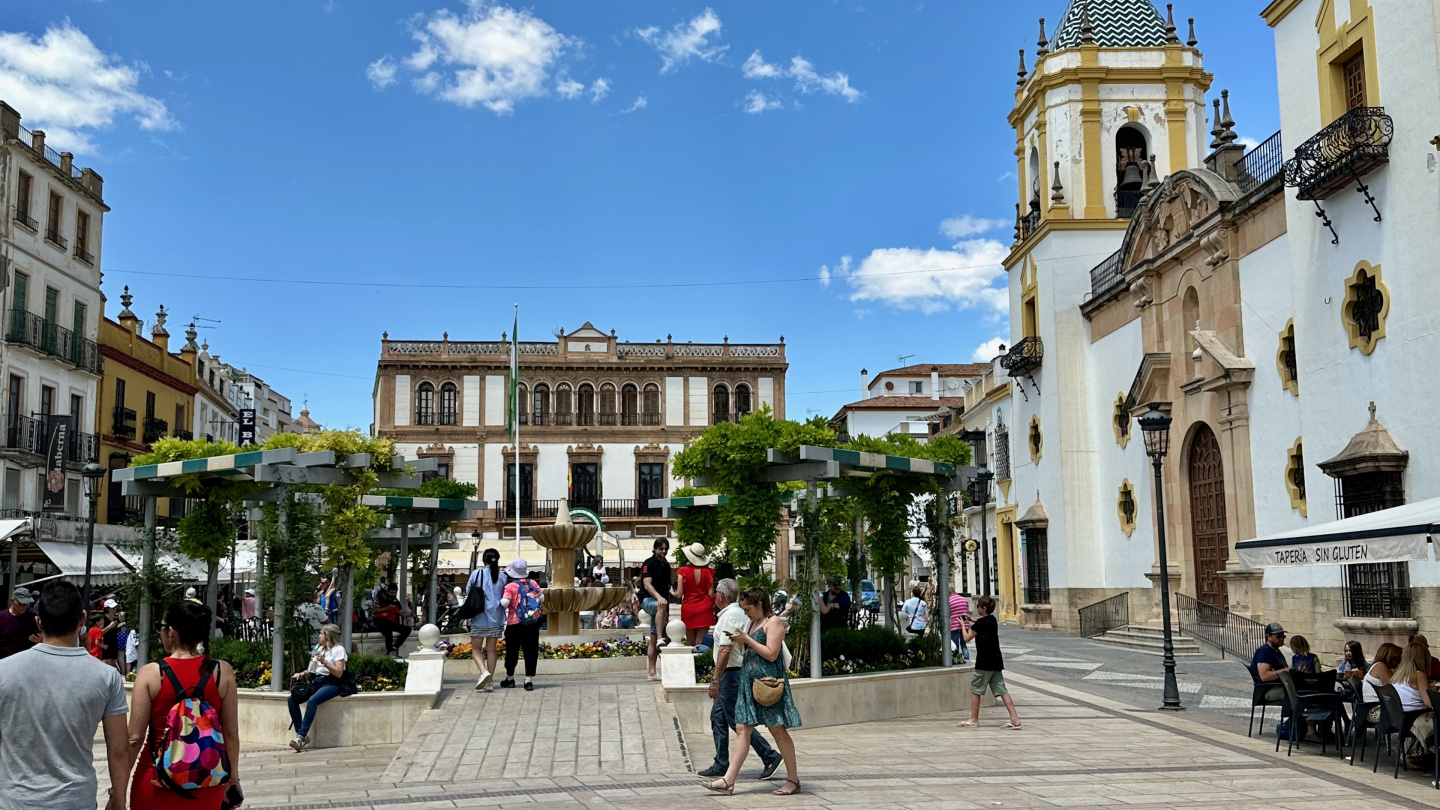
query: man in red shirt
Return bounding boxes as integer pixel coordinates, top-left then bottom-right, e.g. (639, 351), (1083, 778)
(85, 616), (104, 659)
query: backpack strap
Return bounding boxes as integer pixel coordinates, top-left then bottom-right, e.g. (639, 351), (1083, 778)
(194, 657), (218, 698)
(157, 659), (188, 698)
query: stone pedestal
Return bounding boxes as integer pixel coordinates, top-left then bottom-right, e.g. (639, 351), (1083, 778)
(405, 624), (446, 695)
(660, 644), (697, 688)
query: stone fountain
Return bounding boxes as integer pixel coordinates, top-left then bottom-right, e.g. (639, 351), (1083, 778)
(530, 501), (631, 635)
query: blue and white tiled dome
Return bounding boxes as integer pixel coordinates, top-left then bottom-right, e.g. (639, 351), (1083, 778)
(1050, 0), (1167, 50)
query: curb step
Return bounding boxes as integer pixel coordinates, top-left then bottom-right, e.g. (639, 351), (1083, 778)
(1089, 625), (1205, 657)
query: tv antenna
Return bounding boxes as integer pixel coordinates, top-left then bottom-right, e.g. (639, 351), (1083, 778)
(897, 353), (915, 365)
(192, 315), (222, 330)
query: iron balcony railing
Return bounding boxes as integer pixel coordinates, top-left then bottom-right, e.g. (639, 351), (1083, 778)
(1175, 593), (1264, 660)
(439, 410), (457, 426)
(577, 412), (595, 426)
(1235, 130), (1283, 195)
(1018, 207), (1041, 239)
(415, 409), (435, 425)
(13, 206), (36, 230)
(5, 310), (102, 373)
(175, 429), (194, 441)
(621, 412), (639, 426)
(73, 245), (94, 265)
(112, 406), (137, 439)
(495, 498), (664, 520)
(641, 412), (662, 426)
(1078, 593), (1129, 638)
(1089, 249), (1126, 301)
(554, 412), (575, 426)
(0, 414), (99, 463)
(598, 412), (617, 426)
(44, 228), (67, 250)
(1283, 107), (1392, 201)
(1000, 336), (1043, 377)
(143, 415), (169, 445)
(68, 429), (100, 463)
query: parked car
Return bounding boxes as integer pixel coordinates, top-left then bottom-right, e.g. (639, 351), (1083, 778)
(859, 579), (880, 609)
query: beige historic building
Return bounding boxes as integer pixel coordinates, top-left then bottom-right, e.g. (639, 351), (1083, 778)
(372, 323), (787, 572)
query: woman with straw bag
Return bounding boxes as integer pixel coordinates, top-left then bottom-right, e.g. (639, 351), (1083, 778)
(701, 587), (802, 797)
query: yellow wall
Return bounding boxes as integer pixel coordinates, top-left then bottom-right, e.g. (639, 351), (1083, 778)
(96, 313), (197, 524)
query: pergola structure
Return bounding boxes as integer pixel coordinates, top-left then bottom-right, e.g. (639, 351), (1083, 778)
(650, 445), (975, 677)
(111, 447), (470, 691)
(359, 494), (486, 628)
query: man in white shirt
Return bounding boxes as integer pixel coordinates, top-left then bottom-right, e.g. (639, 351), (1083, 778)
(697, 578), (781, 780)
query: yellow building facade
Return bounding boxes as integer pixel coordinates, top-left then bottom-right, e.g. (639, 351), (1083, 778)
(96, 287), (197, 525)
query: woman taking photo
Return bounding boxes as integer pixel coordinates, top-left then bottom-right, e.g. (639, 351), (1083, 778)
(468, 548), (508, 691)
(674, 542), (715, 647)
(702, 587), (802, 797)
(286, 623), (350, 752)
(127, 601), (241, 809)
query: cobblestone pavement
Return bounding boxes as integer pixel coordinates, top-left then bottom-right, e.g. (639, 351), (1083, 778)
(93, 665), (1440, 809)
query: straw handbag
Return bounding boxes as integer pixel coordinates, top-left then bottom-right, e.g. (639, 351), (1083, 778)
(752, 677), (785, 707)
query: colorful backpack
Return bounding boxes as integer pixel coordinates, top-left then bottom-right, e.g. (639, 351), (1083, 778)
(515, 580), (544, 625)
(152, 658), (231, 797)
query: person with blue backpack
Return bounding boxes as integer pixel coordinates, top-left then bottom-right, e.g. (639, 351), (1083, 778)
(499, 559), (545, 690)
(126, 600), (242, 809)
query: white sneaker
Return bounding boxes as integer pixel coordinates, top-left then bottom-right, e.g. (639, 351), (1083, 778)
(483, 684), (495, 692)
(476, 670), (492, 690)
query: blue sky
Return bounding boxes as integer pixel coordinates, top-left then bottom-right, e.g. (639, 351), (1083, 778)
(1, 1), (1280, 430)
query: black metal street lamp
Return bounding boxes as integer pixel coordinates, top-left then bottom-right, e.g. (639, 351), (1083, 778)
(973, 467), (994, 597)
(79, 462), (106, 610)
(1137, 403), (1184, 712)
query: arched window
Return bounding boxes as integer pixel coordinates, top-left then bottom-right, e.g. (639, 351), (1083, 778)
(555, 384), (573, 425)
(734, 383), (752, 417)
(532, 383), (550, 425)
(712, 383), (730, 424)
(642, 383), (661, 425)
(577, 383), (595, 425)
(516, 384), (529, 425)
(1115, 125), (1147, 218)
(621, 383), (639, 425)
(439, 381), (458, 425)
(599, 383), (617, 425)
(415, 382), (435, 425)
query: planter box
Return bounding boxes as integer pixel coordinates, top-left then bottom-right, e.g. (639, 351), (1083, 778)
(667, 665), (980, 733)
(441, 629), (647, 648)
(443, 655), (646, 678)
(125, 684), (436, 748)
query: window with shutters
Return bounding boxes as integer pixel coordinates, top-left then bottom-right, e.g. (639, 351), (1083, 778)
(599, 383), (617, 425)
(1023, 528), (1050, 604)
(642, 383), (661, 425)
(577, 383), (595, 425)
(439, 382), (457, 425)
(735, 383), (752, 417)
(532, 383), (550, 425)
(14, 172), (34, 229)
(621, 384), (639, 425)
(415, 382), (435, 425)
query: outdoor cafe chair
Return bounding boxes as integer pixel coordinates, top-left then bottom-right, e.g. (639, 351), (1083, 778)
(1276, 670), (1340, 757)
(1247, 664), (1285, 738)
(1349, 684), (1381, 766)
(1372, 684), (1428, 778)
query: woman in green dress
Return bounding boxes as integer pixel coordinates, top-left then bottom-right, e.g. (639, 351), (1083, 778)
(702, 587), (802, 796)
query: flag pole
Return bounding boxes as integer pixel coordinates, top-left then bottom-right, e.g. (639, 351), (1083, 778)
(513, 304), (521, 561)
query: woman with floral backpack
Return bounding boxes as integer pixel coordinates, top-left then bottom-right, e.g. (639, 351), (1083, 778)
(127, 600), (241, 809)
(499, 559), (545, 691)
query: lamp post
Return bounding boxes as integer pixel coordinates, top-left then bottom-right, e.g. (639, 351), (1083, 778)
(1138, 403), (1184, 712)
(79, 462), (106, 610)
(973, 467), (993, 597)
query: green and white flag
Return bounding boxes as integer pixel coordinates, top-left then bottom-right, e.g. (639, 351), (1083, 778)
(507, 306), (519, 441)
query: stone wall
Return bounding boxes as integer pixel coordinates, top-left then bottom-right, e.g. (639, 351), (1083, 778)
(1260, 585), (1439, 665)
(1048, 587), (1141, 635)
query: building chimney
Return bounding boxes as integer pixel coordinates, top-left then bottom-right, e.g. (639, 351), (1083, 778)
(30, 130), (44, 154)
(0, 102), (19, 138)
(861, 368), (869, 400)
(59, 152), (73, 176)
(930, 366), (941, 401)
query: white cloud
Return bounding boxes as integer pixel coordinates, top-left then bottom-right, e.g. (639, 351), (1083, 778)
(556, 76), (584, 99)
(382, 2), (573, 115)
(822, 239), (1009, 315)
(589, 78), (610, 102)
(742, 50), (861, 103)
(1235, 135), (1260, 151)
(743, 90), (782, 114)
(367, 55), (398, 89)
(971, 337), (1007, 363)
(0, 22), (175, 154)
(940, 215), (1006, 240)
(636, 8), (726, 73)
(622, 95), (648, 114)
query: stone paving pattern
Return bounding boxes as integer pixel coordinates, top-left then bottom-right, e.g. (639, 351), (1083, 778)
(95, 667), (1440, 809)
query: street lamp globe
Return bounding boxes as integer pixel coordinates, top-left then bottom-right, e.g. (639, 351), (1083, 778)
(1137, 403), (1172, 459)
(81, 462), (105, 492)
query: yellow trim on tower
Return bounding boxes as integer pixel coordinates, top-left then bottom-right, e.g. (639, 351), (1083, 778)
(1262, 0), (1305, 27)
(1117, 479), (1138, 537)
(1315, 0), (1379, 126)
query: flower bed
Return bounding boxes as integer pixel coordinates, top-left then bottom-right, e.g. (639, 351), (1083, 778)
(207, 638), (407, 692)
(443, 637), (646, 660)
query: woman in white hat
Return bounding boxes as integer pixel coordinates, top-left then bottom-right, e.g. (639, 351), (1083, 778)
(673, 542), (715, 647)
(498, 559), (544, 690)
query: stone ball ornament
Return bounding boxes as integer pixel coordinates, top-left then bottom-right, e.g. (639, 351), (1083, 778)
(666, 617), (688, 646)
(418, 623), (441, 649)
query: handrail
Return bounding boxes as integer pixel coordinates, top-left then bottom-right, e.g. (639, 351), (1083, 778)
(1078, 592), (1129, 638)
(1236, 130), (1283, 194)
(1175, 593), (1263, 660)
(1283, 107), (1391, 201)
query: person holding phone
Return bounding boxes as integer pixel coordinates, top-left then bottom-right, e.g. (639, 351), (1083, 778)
(286, 624), (349, 752)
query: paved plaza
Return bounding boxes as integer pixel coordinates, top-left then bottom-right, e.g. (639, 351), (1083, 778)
(94, 654), (1440, 810)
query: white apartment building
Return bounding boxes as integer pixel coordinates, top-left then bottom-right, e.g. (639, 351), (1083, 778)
(828, 363), (986, 441)
(0, 102), (105, 518)
(186, 325), (239, 444)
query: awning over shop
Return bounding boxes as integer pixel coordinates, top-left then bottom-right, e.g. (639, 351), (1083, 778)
(1235, 496), (1440, 569)
(34, 540), (132, 578)
(0, 519), (31, 543)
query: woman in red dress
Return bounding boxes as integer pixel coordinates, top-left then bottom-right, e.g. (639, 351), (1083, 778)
(128, 600), (241, 810)
(674, 543), (716, 646)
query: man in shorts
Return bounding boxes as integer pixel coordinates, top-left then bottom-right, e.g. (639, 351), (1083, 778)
(640, 537), (672, 679)
(959, 595), (1021, 729)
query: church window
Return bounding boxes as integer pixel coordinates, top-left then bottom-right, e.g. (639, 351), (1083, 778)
(439, 382), (457, 425)
(1342, 261), (1388, 355)
(415, 382), (435, 425)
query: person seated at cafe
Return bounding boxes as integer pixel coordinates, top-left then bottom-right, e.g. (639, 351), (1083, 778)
(1250, 622), (1288, 701)
(1361, 642), (1403, 723)
(1336, 640), (1366, 676)
(1289, 635), (1321, 673)
(1407, 634), (1440, 681)
(1389, 642), (1435, 767)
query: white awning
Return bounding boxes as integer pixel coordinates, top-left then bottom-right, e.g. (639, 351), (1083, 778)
(34, 540), (132, 577)
(1235, 497), (1440, 569)
(0, 519), (31, 543)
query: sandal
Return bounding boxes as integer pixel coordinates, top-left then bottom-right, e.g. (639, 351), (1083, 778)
(957, 720), (979, 727)
(701, 777), (734, 795)
(773, 779), (801, 796)
(1003, 721), (1023, 730)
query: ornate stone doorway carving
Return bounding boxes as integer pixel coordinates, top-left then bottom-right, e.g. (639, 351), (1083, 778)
(1188, 423), (1229, 607)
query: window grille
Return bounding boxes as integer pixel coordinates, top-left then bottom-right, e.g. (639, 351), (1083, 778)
(1024, 528), (1050, 604)
(1338, 470), (1409, 618)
